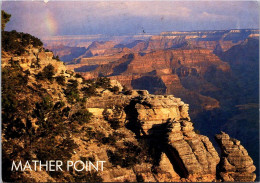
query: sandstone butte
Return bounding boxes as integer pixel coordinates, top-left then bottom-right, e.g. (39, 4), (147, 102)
(1, 45), (256, 182)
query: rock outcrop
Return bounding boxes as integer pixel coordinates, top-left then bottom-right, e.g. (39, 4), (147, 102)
(86, 89), (256, 182)
(215, 132), (256, 182)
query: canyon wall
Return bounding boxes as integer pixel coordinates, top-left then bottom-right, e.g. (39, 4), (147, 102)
(85, 88), (256, 182)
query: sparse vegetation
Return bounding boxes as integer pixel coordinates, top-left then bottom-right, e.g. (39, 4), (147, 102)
(71, 171), (103, 182)
(55, 75), (66, 85)
(36, 64), (55, 81)
(71, 109), (92, 125)
(0, 12), (114, 183)
(2, 30), (43, 55)
(75, 73), (83, 78)
(109, 86), (120, 94)
(136, 174), (144, 182)
(101, 134), (117, 146)
(103, 105), (123, 130)
(53, 55), (60, 61)
(81, 85), (97, 97)
(108, 118), (121, 130)
(1, 58), (89, 181)
(1, 10), (11, 31)
(95, 77), (111, 88)
(64, 79), (80, 103)
(106, 141), (146, 169)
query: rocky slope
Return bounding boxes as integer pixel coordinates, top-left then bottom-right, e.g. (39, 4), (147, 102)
(2, 31), (257, 182)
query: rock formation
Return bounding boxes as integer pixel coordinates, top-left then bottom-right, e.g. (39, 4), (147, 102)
(215, 132), (256, 182)
(86, 88), (256, 182)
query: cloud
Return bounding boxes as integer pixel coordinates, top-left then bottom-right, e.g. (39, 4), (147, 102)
(2, 1), (259, 37)
(198, 11), (231, 21)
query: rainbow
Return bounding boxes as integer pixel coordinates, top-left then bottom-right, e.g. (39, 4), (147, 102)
(44, 9), (58, 36)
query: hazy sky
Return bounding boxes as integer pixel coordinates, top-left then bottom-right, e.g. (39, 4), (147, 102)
(2, 1), (259, 38)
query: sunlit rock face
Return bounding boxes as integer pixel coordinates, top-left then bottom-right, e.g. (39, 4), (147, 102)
(215, 132), (256, 182)
(86, 89), (256, 182)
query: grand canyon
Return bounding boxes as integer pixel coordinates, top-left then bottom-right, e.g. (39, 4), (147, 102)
(2, 1), (259, 182)
(43, 29), (260, 181)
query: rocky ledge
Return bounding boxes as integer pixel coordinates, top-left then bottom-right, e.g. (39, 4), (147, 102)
(86, 87), (256, 182)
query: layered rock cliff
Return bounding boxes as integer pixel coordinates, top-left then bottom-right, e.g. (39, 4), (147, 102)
(74, 47), (228, 117)
(58, 29), (259, 65)
(85, 88), (256, 182)
(216, 132), (256, 182)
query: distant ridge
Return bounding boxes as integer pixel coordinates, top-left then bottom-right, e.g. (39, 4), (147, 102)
(160, 29), (259, 41)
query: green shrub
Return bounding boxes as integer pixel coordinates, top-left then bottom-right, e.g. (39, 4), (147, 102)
(95, 77), (110, 89)
(2, 30), (43, 54)
(64, 79), (80, 103)
(136, 174), (144, 182)
(101, 134), (117, 146)
(2, 63), (29, 124)
(109, 86), (120, 94)
(36, 64), (55, 81)
(66, 91), (80, 104)
(113, 131), (126, 139)
(33, 96), (54, 119)
(82, 79), (95, 85)
(108, 118), (121, 130)
(94, 131), (106, 142)
(106, 141), (143, 168)
(36, 137), (78, 162)
(43, 64), (55, 81)
(72, 171), (103, 182)
(75, 73), (83, 78)
(53, 101), (65, 110)
(80, 156), (95, 162)
(81, 85), (97, 97)
(106, 150), (123, 167)
(71, 109), (92, 125)
(55, 75), (66, 85)
(2, 10), (11, 30)
(67, 79), (78, 88)
(52, 55), (60, 61)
